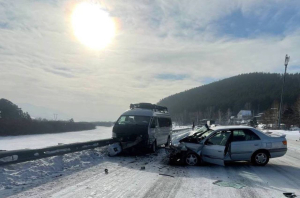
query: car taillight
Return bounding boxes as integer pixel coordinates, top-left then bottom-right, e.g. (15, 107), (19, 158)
(282, 141), (287, 145)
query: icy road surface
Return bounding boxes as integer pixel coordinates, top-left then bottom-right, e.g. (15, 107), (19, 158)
(0, 126), (113, 151)
(1, 129), (300, 198)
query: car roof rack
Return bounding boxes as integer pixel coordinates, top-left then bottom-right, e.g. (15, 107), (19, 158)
(130, 103), (168, 113)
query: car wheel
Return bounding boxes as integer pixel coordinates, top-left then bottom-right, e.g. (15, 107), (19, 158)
(185, 152), (199, 166)
(165, 136), (171, 147)
(252, 151), (269, 166)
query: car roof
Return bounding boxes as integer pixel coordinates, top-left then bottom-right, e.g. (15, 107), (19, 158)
(210, 125), (254, 130)
(121, 108), (171, 117)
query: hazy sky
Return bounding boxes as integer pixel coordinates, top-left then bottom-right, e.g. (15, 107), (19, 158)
(1, 0), (300, 121)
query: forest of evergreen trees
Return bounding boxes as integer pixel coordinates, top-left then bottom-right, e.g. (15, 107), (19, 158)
(0, 98), (95, 136)
(158, 73), (300, 126)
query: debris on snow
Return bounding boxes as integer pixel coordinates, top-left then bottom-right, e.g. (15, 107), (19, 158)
(159, 173), (174, 178)
(141, 166), (145, 170)
(213, 180), (246, 189)
(107, 143), (122, 156)
(283, 192), (297, 198)
(105, 169), (108, 174)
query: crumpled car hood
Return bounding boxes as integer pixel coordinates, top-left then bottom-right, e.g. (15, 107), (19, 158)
(176, 142), (204, 155)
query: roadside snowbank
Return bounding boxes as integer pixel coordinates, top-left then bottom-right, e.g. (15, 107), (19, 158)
(0, 147), (107, 196)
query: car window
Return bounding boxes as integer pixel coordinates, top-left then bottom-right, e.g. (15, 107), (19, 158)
(150, 117), (158, 127)
(206, 130), (231, 146)
(158, 117), (171, 127)
(232, 129), (260, 141)
(117, 115), (151, 125)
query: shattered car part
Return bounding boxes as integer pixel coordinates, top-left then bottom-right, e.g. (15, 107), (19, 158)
(213, 180), (246, 189)
(283, 192), (297, 198)
(107, 143), (122, 156)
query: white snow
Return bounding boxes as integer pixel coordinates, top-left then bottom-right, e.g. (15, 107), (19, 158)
(265, 130), (300, 141)
(0, 126), (113, 151)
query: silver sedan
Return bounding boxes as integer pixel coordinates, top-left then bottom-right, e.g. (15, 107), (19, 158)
(169, 125), (287, 166)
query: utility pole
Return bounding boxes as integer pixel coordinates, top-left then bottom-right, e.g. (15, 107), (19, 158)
(278, 54), (290, 129)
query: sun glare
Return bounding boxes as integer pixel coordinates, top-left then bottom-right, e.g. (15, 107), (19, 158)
(71, 2), (115, 50)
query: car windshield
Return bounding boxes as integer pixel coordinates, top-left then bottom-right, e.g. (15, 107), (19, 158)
(117, 115), (151, 125)
(196, 129), (214, 141)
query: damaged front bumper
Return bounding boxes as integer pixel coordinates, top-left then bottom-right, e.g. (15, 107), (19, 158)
(167, 145), (188, 165)
(108, 136), (145, 156)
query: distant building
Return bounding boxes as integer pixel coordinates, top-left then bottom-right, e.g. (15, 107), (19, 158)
(237, 110), (252, 119)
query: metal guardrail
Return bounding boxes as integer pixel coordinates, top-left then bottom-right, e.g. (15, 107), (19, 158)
(172, 127), (192, 133)
(0, 138), (116, 166)
(0, 128), (192, 166)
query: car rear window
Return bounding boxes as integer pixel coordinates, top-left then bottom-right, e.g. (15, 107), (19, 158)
(232, 129), (260, 141)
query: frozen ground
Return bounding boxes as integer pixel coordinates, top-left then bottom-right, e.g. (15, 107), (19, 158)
(0, 126), (113, 151)
(1, 129), (299, 198)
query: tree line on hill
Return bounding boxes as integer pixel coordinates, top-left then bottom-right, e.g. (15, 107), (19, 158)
(0, 98), (95, 136)
(260, 96), (300, 128)
(157, 73), (300, 127)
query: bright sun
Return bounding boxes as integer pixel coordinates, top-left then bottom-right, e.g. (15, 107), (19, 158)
(71, 2), (115, 50)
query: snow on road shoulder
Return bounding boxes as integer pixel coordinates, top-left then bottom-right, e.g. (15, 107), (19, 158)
(0, 147), (108, 198)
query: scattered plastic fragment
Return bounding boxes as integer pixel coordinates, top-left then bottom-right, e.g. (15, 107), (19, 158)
(159, 173), (174, 178)
(105, 169), (108, 174)
(283, 192), (297, 198)
(213, 180), (245, 189)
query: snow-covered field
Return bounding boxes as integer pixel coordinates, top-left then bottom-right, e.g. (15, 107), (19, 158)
(0, 126), (190, 151)
(1, 128), (299, 198)
(0, 126), (113, 151)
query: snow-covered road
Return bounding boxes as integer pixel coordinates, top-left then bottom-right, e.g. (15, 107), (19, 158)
(1, 129), (300, 198)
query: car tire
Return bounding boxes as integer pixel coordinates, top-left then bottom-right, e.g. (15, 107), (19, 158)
(165, 136), (171, 147)
(185, 152), (199, 166)
(252, 151), (269, 166)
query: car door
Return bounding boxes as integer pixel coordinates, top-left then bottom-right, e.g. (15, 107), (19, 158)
(201, 130), (231, 166)
(157, 117), (171, 145)
(162, 118), (171, 143)
(149, 117), (159, 143)
(155, 117), (165, 145)
(230, 129), (261, 161)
